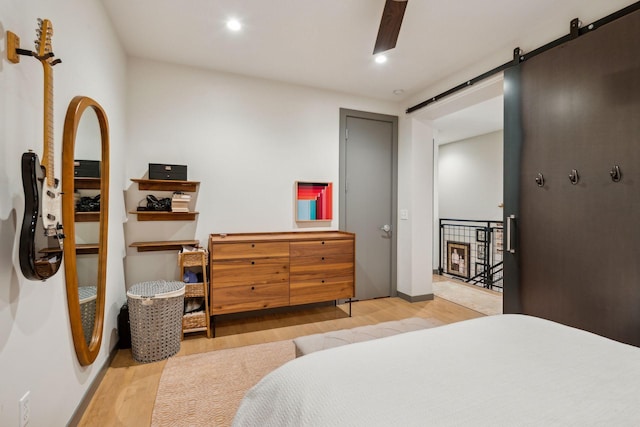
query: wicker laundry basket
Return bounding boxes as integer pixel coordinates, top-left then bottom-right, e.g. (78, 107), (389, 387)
(79, 286), (97, 345)
(126, 280), (185, 363)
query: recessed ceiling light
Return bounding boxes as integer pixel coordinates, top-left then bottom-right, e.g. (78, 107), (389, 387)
(374, 55), (387, 64)
(226, 18), (242, 32)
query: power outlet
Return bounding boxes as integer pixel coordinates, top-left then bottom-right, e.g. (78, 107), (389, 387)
(19, 391), (30, 427)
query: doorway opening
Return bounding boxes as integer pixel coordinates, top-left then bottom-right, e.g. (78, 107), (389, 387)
(414, 75), (504, 312)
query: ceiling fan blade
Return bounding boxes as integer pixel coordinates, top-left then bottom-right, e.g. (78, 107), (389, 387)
(373, 0), (408, 55)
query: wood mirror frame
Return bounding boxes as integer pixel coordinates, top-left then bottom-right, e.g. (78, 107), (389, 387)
(62, 96), (109, 366)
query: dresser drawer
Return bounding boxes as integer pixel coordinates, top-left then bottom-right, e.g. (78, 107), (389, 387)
(290, 276), (354, 306)
(212, 257), (289, 288)
(289, 239), (353, 258)
(211, 242), (289, 260)
(211, 283), (289, 315)
(289, 254), (354, 281)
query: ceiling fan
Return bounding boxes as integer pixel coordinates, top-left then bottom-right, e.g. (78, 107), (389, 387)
(373, 0), (408, 54)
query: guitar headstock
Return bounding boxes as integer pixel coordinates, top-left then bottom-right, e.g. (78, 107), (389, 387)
(35, 18), (53, 60)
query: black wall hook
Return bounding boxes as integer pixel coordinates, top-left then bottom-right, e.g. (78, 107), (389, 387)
(610, 165), (622, 182)
(16, 48), (34, 57)
(569, 169), (580, 185)
(535, 173), (545, 187)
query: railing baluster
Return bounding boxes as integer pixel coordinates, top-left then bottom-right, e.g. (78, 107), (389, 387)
(438, 218), (504, 292)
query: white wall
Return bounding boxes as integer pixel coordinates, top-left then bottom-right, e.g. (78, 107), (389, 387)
(438, 131), (503, 221)
(0, 0), (127, 425)
(123, 58), (405, 286)
(396, 118), (434, 298)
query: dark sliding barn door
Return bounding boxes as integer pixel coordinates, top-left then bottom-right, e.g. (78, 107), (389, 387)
(504, 10), (640, 345)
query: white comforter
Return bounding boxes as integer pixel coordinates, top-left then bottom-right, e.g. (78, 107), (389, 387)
(233, 314), (640, 426)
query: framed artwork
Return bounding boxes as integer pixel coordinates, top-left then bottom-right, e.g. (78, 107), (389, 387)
(446, 241), (470, 279)
(296, 181), (333, 221)
(477, 243), (486, 261)
(475, 262), (486, 276)
(495, 228), (504, 253)
(476, 228), (488, 242)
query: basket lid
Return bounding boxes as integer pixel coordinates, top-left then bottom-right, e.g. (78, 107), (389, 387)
(127, 280), (185, 299)
(78, 286), (97, 303)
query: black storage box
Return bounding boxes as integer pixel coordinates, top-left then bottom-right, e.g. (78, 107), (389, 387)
(149, 163), (187, 181)
(74, 159), (101, 178)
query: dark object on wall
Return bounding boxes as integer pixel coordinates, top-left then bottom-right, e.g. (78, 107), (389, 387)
(117, 303), (131, 349)
(149, 163), (187, 181)
(76, 194), (101, 212)
(568, 169), (580, 185)
(504, 7), (640, 346)
(609, 165), (622, 182)
(74, 159), (100, 178)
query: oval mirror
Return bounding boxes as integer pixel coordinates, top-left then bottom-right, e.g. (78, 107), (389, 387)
(62, 96), (109, 366)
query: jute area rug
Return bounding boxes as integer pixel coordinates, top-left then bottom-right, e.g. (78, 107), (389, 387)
(151, 340), (295, 427)
(434, 281), (503, 316)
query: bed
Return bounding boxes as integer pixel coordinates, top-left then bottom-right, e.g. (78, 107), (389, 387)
(233, 314), (640, 426)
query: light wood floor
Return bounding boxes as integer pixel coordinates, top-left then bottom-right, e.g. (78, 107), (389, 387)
(77, 293), (484, 426)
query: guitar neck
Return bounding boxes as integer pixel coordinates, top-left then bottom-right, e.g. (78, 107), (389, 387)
(42, 63), (54, 187)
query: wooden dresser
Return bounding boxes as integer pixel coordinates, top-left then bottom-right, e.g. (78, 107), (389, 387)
(209, 231), (355, 316)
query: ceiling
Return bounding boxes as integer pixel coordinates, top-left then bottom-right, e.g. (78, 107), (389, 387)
(100, 0), (635, 140)
(433, 96), (503, 145)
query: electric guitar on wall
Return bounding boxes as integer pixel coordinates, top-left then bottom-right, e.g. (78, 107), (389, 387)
(19, 18), (65, 281)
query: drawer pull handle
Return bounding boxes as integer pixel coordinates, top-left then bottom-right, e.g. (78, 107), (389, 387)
(321, 280), (325, 283)
(251, 286), (255, 290)
(321, 241), (325, 245)
(251, 261), (255, 265)
(251, 244), (255, 248)
(321, 257), (325, 261)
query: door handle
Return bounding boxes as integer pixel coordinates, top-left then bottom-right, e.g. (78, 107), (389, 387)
(380, 224), (391, 233)
(506, 215), (516, 254)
